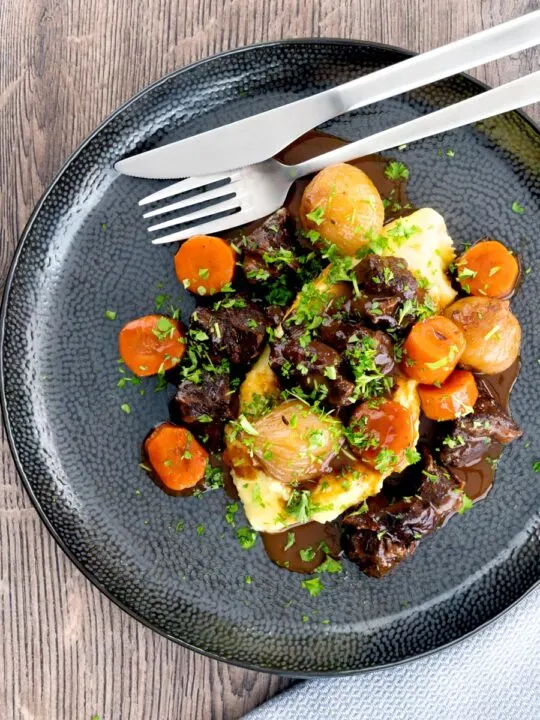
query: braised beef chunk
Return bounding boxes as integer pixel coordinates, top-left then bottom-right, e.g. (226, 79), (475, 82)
(171, 373), (237, 451)
(318, 319), (395, 375)
(440, 385), (522, 468)
(355, 255), (420, 299)
(241, 209), (299, 282)
(265, 303), (288, 327)
(343, 451), (464, 577)
(269, 328), (355, 407)
(191, 302), (267, 365)
(173, 373), (236, 425)
(350, 255), (425, 330)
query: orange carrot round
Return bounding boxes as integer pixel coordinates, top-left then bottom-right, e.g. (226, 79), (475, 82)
(175, 235), (236, 295)
(455, 240), (519, 298)
(402, 315), (466, 385)
(118, 314), (186, 376)
(350, 400), (414, 467)
(144, 422), (208, 491)
(418, 370), (478, 421)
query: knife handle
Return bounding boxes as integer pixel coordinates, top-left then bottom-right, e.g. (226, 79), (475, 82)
(331, 10), (540, 116)
(293, 70), (540, 178)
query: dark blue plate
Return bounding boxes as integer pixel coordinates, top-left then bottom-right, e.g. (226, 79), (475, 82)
(1, 40), (539, 675)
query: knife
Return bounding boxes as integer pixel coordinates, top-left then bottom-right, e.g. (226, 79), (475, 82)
(115, 11), (540, 179)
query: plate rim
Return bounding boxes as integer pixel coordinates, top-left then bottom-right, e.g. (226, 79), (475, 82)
(1, 37), (539, 677)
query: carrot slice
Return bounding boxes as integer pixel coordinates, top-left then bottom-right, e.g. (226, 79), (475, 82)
(118, 314), (186, 376)
(349, 400), (415, 469)
(175, 235), (236, 295)
(402, 315), (466, 385)
(418, 370), (478, 421)
(455, 240), (519, 298)
(144, 423), (208, 491)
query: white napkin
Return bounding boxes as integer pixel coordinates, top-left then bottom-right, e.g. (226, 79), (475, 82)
(244, 587), (539, 720)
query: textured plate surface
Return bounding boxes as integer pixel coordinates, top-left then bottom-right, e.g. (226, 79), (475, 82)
(1, 40), (539, 675)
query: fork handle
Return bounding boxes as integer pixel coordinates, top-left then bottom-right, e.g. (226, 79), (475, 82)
(293, 71), (540, 178)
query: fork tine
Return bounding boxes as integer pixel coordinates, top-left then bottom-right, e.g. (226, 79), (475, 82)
(151, 210), (253, 245)
(142, 181), (243, 219)
(147, 196), (243, 232)
(138, 172), (235, 206)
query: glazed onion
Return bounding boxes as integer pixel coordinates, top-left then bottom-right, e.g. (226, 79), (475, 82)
(444, 296), (521, 374)
(250, 400), (343, 485)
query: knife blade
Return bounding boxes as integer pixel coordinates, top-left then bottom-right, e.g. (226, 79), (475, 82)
(115, 11), (540, 179)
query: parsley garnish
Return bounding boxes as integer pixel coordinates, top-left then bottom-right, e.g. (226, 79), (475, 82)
(152, 316), (176, 340)
(533, 461), (540, 473)
(204, 465), (224, 489)
(511, 201), (525, 214)
(405, 447), (421, 465)
(225, 502), (239, 527)
(236, 527), (257, 549)
(284, 531), (295, 550)
(306, 206), (326, 226)
(104, 310), (117, 320)
(374, 448), (398, 473)
(301, 577), (324, 597)
(458, 493), (473, 514)
(286, 489), (312, 523)
(120, 403), (131, 414)
(315, 556), (342, 574)
(384, 161), (409, 181)
(196, 524), (205, 536)
(299, 547), (316, 562)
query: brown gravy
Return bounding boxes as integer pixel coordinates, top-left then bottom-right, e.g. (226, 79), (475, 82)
(262, 520), (342, 573)
(256, 130), (520, 573)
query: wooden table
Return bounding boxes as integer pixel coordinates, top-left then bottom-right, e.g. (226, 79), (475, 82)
(1, 1), (538, 717)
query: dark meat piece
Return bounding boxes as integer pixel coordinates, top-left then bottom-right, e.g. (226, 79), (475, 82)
(350, 255), (425, 330)
(241, 209), (299, 282)
(173, 372), (236, 424)
(440, 385), (522, 468)
(349, 292), (403, 330)
(355, 255), (420, 300)
(191, 301), (267, 365)
(265, 304), (287, 327)
(343, 451), (464, 577)
(171, 373), (238, 451)
(318, 318), (395, 376)
(269, 328), (355, 407)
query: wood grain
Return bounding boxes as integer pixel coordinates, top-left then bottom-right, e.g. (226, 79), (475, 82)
(0, 0), (538, 718)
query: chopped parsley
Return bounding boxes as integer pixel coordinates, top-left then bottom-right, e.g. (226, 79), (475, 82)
(446, 149), (455, 157)
(405, 447), (421, 465)
(175, 519), (184, 532)
(306, 205), (326, 226)
(299, 546), (316, 562)
(152, 316), (177, 341)
(301, 577), (324, 597)
(196, 524), (205, 536)
(315, 555), (342, 574)
(374, 448), (398, 473)
(120, 403), (131, 414)
(284, 531), (296, 550)
(511, 201), (525, 214)
(225, 502), (239, 527)
(204, 465), (225, 489)
(236, 527), (257, 549)
(458, 493), (474, 514)
(245, 575), (253, 584)
(533, 461), (540, 473)
(384, 161), (409, 181)
(104, 309), (117, 320)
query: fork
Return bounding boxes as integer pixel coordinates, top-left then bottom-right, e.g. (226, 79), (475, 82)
(140, 71), (540, 245)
